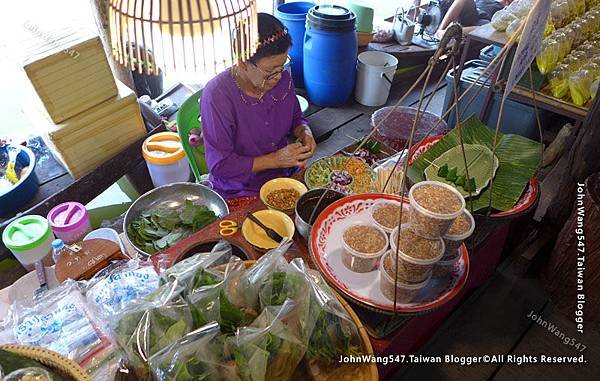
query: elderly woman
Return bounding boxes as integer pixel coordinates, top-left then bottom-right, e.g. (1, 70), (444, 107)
(201, 13), (316, 199)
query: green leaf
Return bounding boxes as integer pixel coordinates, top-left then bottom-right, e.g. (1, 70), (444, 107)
(408, 115), (541, 212)
(437, 163), (449, 177)
(446, 167), (458, 182)
(424, 144), (499, 198)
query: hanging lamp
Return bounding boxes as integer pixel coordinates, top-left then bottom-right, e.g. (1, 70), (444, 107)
(108, 0), (258, 76)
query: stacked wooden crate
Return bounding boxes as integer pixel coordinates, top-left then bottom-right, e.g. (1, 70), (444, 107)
(23, 26), (145, 179)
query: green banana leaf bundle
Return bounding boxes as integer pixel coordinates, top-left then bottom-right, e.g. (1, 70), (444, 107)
(408, 115), (542, 212)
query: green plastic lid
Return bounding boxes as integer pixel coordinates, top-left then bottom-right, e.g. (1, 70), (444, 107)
(2, 215), (53, 251)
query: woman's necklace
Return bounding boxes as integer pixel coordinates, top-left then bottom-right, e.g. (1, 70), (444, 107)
(231, 66), (291, 106)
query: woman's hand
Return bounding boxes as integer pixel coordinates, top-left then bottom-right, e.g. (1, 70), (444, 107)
(273, 143), (312, 168)
(252, 143), (312, 173)
(294, 125), (317, 155)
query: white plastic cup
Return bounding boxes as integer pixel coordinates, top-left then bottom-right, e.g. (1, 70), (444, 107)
(379, 250), (431, 303)
(432, 255), (461, 278)
(355, 51), (398, 106)
(408, 181), (466, 239)
(389, 224), (445, 283)
(442, 210), (475, 260)
(341, 223), (389, 273)
(370, 200), (410, 234)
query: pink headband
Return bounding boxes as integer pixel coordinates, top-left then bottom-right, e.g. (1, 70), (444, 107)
(258, 28), (288, 49)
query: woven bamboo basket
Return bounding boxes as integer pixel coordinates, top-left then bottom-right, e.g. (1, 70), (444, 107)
(22, 26), (117, 124)
(216, 260), (379, 381)
(0, 344), (91, 381)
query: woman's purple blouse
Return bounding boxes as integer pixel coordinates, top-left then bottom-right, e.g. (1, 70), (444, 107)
(201, 69), (307, 199)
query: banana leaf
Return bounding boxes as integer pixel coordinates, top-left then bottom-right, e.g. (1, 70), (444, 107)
(424, 144), (499, 198)
(408, 115), (542, 212)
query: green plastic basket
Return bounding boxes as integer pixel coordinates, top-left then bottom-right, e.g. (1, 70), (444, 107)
(176, 89), (208, 182)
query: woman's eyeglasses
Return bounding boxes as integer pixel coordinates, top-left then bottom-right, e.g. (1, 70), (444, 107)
(252, 61), (285, 81)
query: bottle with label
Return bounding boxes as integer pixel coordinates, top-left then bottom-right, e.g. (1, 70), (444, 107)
(52, 239), (67, 264)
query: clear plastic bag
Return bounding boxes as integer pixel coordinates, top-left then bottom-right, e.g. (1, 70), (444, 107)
(372, 21), (394, 43)
(290, 259), (363, 367)
(230, 300), (307, 381)
(590, 78), (599, 99)
(491, 10), (518, 32)
(184, 255), (256, 335)
(149, 322), (240, 381)
(506, 18), (523, 41)
(548, 65), (571, 98)
(227, 240), (293, 311)
(569, 69), (593, 106)
(84, 258), (160, 318)
(159, 240), (233, 286)
(373, 150), (408, 195)
(536, 39), (560, 74)
(551, 1), (569, 28)
(553, 32), (572, 60)
(506, 0), (531, 18)
(111, 281), (193, 379)
(8, 280), (115, 367)
(3, 367), (52, 381)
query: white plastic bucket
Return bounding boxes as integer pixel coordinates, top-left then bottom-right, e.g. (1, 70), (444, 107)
(355, 51), (398, 106)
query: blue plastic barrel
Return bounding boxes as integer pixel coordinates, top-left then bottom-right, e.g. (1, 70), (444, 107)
(275, 2), (314, 88)
(304, 5), (357, 107)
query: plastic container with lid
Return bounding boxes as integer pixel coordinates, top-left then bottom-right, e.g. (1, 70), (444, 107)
(341, 223), (388, 273)
(408, 181), (465, 239)
(275, 1), (315, 88)
(442, 209), (475, 260)
(47, 201), (91, 244)
(389, 224), (444, 283)
(143, 132), (191, 188)
(379, 251), (430, 303)
(304, 4), (357, 106)
(2, 215), (55, 271)
(370, 200), (409, 234)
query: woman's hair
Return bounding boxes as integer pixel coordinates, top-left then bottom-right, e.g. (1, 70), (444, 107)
(249, 13), (292, 63)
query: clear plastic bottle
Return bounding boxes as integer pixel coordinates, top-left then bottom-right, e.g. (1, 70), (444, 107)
(52, 239), (66, 264)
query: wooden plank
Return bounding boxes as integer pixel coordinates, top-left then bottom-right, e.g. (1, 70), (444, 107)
(493, 304), (600, 380)
(396, 271), (548, 380)
(0, 173), (73, 220)
(469, 23), (508, 46)
(311, 114), (373, 162)
(307, 107), (363, 142)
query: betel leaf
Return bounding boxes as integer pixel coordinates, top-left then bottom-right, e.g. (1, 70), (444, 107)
(437, 163), (449, 177)
(128, 199), (218, 255)
(408, 115), (541, 212)
(424, 144), (499, 198)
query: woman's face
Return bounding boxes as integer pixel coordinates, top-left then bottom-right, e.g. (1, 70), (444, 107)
(246, 51), (288, 92)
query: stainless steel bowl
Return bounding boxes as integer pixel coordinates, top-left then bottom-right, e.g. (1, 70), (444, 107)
(123, 182), (229, 256)
(295, 188), (345, 240)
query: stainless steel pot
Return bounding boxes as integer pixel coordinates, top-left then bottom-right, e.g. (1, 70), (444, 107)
(295, 188), (345, 240)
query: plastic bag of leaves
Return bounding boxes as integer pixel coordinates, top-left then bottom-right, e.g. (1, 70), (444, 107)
(185, 256), (256, 335)
(290, 259), (363, 379)
(110, 281), (193, 379)
(229, 300), (307, 381)
(148, 322), (240, 381)
(159, 240), (233, 287)
(226, 240), (293, 312)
